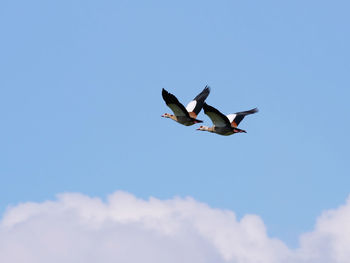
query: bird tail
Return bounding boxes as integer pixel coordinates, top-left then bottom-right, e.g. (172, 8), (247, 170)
(234, 128), (247, 133)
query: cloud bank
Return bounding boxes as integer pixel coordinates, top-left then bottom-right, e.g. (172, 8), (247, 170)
(1, 191), (350, 263)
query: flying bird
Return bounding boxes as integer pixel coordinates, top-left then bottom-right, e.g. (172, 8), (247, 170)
(162, 86), (210, 126)
(197, 103), (258, 136)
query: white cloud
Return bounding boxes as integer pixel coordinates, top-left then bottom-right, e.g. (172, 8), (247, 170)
(0, 191), (350, 263)
(295, 196), (350, 263)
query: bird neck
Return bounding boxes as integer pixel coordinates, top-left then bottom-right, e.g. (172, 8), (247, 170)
(169, 114), (177, 121)
(203, 126), (215, 132)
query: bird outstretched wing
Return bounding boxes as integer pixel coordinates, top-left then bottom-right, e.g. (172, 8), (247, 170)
(203, 103), (231, 127)
(185, 86), (211, 117)
(162, 89), (190, 117)
(227, 108), (258, 127)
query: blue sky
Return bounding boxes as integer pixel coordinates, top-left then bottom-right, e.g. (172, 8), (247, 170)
(1, 0), (349, 249)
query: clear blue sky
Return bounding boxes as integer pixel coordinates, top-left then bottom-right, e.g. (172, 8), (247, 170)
(1, 0), (349, 247)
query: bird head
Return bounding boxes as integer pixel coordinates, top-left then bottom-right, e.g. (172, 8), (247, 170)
(196, 125), (208, 131)
(161, 113), (171, 118)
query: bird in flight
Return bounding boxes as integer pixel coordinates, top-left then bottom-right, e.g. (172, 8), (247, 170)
(162, 86), (210, 126)
(197, 103), (258, 136)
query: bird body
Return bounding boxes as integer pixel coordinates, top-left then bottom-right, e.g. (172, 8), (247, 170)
(197, 103), (258, 136)
(197, 124), (247, 136)
(162, 86), (210, 126)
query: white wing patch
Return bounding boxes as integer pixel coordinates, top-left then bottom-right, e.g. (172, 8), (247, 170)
(186, 100), (197, 112)
(226, 114), (236, 123)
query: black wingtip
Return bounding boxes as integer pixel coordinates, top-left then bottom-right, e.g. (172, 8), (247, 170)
(250, 108), (259, 114)
(248, 107), (258, 114)
(162, 88), (169, 101)
(202, 85), (211, 97)
(203, 85), (211, 93)
(194, 86), (210, 100)
(236, 107), (259, 116)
